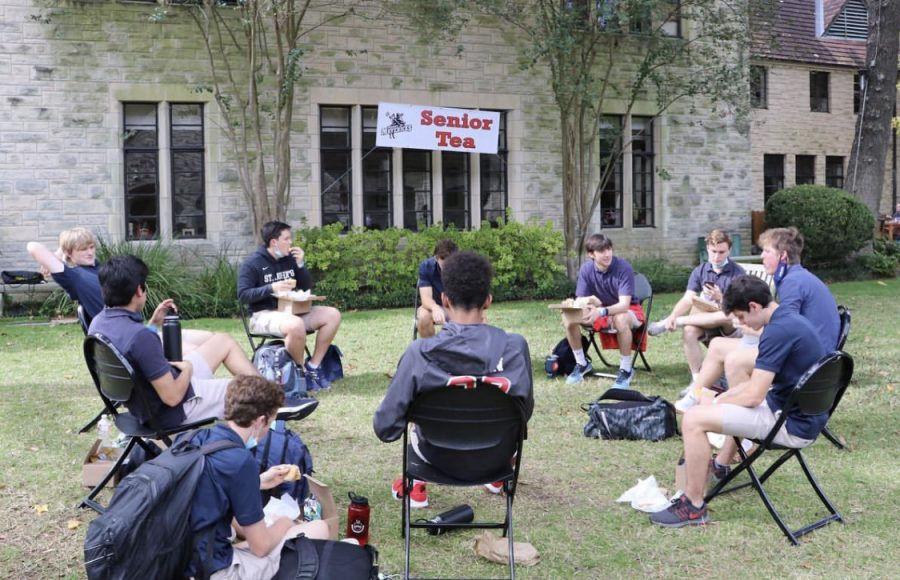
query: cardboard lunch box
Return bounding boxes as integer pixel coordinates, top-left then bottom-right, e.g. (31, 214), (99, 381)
(82, 439), (123, 488)
(548, 303), (587, 325)
(304, 474), (339, 540)
(274, 294), (326, 315)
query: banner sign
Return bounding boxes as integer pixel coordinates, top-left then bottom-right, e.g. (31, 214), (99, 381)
(375, 102), (500, 154)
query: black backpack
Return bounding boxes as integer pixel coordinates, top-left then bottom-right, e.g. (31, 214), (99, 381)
(274, 535), (379, 580)
(254, 341), (308, 398)
(254, 421), (314, 502)
(83, 433), (240, 580)
(545, 336), (591, 377)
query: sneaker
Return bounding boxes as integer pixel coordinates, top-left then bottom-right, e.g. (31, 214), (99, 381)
(649, 495), (709, 528)
(276, 396), (319, 422)
(674, 390), (698, 414)
(612, 367), (634, 389)
(709, 455), (731, 484)
(566, 361), (593, 384)
(678, 384), (692, 398)
(483, 481), (503, 495)
(392, 478), (428, 508)
(304, 361), (331, 391)
(647, 321), (668, 337)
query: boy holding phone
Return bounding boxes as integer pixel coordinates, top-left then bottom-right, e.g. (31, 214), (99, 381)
(646, 230), (746, 408)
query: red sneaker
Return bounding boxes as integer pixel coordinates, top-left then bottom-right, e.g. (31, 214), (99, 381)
(392, 478), (428, 508)
(483, 481), (504, 495)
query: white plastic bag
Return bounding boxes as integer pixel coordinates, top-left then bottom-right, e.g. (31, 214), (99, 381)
(616, 476), (670, 513)
(263, 493), (300, 526)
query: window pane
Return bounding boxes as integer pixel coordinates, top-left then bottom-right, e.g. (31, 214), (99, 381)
(796, 155), (815, 185)
(403, 150), (432, 231)
(661, 0), (681, 36)
(480, 111), (507, 227)
(751, 66), (767, 109)
(361, 106), (392, 229)
(599, 115), (623, 228)
(124, 103), (159, 239)
(826, 156), (844, 188)
(320, 106), (352, 230)
(631, 117), (654, 227)
(442, 152), (469, 229)
(171, 103), (206, 239)
(763, 154), (784, 203)
(810, 72), (829, 113)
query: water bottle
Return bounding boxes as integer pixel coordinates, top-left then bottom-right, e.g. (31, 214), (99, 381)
(345, 491), (370, 545)
(97, 415), (113, 460)
(162, 312), (182, 361)
(426, 504), (475, 535)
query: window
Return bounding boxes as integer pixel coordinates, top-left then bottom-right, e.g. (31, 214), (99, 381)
(796, 155), (815, 185)
(631, 117), (654, 227)
(763, 154), (784, 202)
(660, 0), (681, 37)
(170, 104), (206, 239)
(853, 72), (865, 114)
(123, 102), (207, 241)
(628, 2), (651, 33)
(810, 71), (830, 113)
(480, 113), (508, 226)
(599, 115), (623, 228)
(361, 106), (392, 230)
(750, 66), (767, 109)
(826, 156), (844, 188)
(442, 152), (470, 229)
(824, 0), (868, 40)
(320, 106), (352, 230)
(319, 106), (507, 231)
(403, 150), (432, 231)
(124, 103), (159, 240)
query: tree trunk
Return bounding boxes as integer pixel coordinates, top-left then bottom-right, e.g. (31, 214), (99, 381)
(846, 0), (900, 216)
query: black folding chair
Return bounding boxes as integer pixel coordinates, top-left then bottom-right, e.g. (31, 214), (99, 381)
(411, 285), (420, 341)
(239, 301), (311, 359)
(76, 304), (115, 434)
(78, 334), (215, 514)
(585, 272), (653, 373)
(821, 305), (851, 450)
(401, 377), (527, 580)
(704, 351), (854, 545)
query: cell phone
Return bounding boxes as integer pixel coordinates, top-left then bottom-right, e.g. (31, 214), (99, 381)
(703, 282), (715, 290)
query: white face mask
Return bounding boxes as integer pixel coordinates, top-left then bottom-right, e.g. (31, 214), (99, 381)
(709, 257), (728, 269)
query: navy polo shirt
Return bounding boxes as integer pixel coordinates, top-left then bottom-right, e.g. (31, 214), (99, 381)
(88, 308), (192, 428)
(686, 260), (746, 295)
(187, 425), (264, 576)
(776, 264), (840, 350)
(575, 256), (638, 306)
(756, 307), (828, 440)
(417, 256), (445, 302)
(51, 263), (105, 321)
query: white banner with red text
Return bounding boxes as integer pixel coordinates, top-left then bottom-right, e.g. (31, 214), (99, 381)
(375, 102), (500, 154)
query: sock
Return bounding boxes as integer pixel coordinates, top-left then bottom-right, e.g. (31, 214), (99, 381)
(675, 316), (687, 328)
(306, 361), (319, 369)
(619, 354), (633, 372)
(713, 457), (728, 470)
(574, 349), (587, 367)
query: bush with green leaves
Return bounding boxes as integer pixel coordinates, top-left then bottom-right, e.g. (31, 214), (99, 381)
(296, 217), (566, 310)
(865, 238), (899, 278)
(765, 185), (874, 266)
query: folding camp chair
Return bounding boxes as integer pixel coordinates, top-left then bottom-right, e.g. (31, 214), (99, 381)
(821, 305), (851, 450)
(239, 300), (311, 358)
(412, 285), (420, 341)
(78, 334), (215, 514)
(704, 351), (854, 545)
(75, 304), (118, 434)
(401, 377), (527, 580)
(585, 272), (653, 374)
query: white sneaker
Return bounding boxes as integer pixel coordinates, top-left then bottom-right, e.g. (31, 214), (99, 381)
(647, 321), (668, 336)
(674, 390), (698, 414)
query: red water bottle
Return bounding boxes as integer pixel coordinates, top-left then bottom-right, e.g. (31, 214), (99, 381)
(345, 491), (370, 545)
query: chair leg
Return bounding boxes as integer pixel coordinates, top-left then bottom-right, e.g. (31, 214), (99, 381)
(795, 451), (844, 524)
(821, 426), (847, 450)
(404, 485), (412, 580)
(78, 407), (108, 434)
(744, 459), (800, 545)
(78, 436), (138, 513)
(506, 487), (516, 580)
(587, 332), (615, 369)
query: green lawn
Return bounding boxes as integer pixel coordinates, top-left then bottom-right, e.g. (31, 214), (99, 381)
(0, 279), (897, 578)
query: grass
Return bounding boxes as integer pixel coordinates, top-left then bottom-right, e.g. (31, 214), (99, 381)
(0, 279), (898, 578)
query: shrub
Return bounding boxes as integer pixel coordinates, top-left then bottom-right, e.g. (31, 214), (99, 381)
(296, 216), (565, 310)
(765, 185), (874, 266)
(628, 257), (694, 294)
(864, 239), (899, 278)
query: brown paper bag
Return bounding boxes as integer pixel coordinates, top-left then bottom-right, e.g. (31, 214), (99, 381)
(473, 531), (540, 567)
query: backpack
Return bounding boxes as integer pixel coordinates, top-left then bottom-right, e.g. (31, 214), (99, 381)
(545, 336), (591, 378)
(254, 341), (308, 398)
(83, 433), (240, 580)
(582, 388), (678, 441)
(274, 535), (379, 580)
(1, 270), (44, 285)
(314, 344), (344, 384)
(254, 421), (314, 502)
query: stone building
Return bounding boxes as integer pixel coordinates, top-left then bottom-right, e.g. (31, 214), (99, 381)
(0, 0), (756, 280)
(750, 0), (898, 228)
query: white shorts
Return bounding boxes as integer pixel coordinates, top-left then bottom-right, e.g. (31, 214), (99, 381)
(249, 309), (319, 337)
(719, 400), (814, 448)
(181, 351), (229, 423)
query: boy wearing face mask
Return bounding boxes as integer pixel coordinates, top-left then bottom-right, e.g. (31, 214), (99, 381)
(647, 230), (746, 397)
(238, 221), (342, 391)
(185, 375), (329, 579)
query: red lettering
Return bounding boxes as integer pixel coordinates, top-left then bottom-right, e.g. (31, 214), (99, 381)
(436, 131), (476, 149)
(420, 110), (433, 126)
(434, 115), (446, 127)
(462, 137), (475, 148)
(424, 110), (493, 131)
(481, 119), (493, 131)
(436, 131), (452, 146)
(469, 118), (482, 130)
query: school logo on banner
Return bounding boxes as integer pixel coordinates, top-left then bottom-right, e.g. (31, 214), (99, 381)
(375, 102), (500, 154)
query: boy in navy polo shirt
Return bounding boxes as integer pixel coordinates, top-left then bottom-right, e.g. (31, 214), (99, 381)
(415, 239), (458, 338)
(650, 276), (827, 528)
(186, 375), (329, 579)
(563, 234), (642, 388)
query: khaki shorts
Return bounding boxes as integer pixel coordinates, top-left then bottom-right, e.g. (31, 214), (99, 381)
(249, 309), (318, 337)
(181, 351), (229, 423)
(720, 400), (814, 448)
(210, 537), (287, 580)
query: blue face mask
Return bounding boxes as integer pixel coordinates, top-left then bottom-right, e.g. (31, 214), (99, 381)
(709, 257), (728, 270)
(245, 435), (258, 449)
(773, 260), (789, 284)
(273, 248), (285, 259)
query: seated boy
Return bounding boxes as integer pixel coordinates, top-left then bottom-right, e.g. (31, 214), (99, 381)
(185, 375), (329, 579)
(415, 239), (458, 338)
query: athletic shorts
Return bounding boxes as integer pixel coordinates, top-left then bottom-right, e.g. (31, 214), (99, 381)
(181, 351), (229, 423)
(249, 309), (316, 337)
(210, 536), (287, 580)
(720, 400), (814, 448)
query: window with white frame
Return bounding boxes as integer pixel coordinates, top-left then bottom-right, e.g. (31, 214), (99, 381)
(123, 102), (207, 241)
(319, 106), (507, 231)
